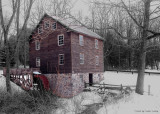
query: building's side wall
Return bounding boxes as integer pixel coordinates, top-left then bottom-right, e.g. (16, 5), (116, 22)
(71, 32), (104, 73)
(29, 16), (72, 73)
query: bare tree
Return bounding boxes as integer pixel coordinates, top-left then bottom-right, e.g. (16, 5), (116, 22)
(30, 0), (72, 28)
(14, 0), (34, 68)
(0, 26), (3, 48)
(47, 0), (72, 17)
(15, 0), (20, 68)
(0, 0), (18, 94)
(0, 0), (34, 93)
(89, 0), (160, 94)
(110, 0), (160, 94)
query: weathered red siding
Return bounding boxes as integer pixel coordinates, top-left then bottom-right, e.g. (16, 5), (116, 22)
(29, 15), (104, 74)
(71, 32), (104, 73)
(29, 16), (72, 73)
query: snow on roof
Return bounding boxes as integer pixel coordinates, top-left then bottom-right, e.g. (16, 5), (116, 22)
(51, 16), (103, 40)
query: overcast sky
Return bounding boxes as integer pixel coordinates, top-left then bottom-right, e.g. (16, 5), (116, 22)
(1, 0), (90, 17)
(72, 0), (90, 17)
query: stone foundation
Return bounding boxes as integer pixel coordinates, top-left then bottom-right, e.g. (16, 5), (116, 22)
(44, 72), (104, 98)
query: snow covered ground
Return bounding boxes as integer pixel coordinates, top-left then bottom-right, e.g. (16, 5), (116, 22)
(102, 71), (160, 96)
(99, 71), (160, 114)
(0, 70), (23, 94)
(98, 92), (160, 114)
(55, 71), (160, 114)
(0, 70), (160, 114)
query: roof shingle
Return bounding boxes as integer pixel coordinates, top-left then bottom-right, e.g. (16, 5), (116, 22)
(51, 16), (103, 40)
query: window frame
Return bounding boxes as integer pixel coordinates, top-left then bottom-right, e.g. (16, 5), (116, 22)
(38, 26), (43, 34)
(95, 56), (99, 65)
(58, 34), (64, 46)
(52, 22), (57, 30)
(44, 21), (50, 29)
(95, 39), (99, 49)
(36, 57), (40, 67)
(59, 54), (64, 65)
(79, 35), (84, 46)
(80, 53), (84, 64)
(35, 40), (40, 50)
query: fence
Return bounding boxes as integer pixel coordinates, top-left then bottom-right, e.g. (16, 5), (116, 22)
(106, 70), (160, 75)
(85, 83), (153, 96)
(3, 68), (40, 90)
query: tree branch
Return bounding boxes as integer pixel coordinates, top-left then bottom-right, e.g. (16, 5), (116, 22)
(147, 33), (160, 40)
(15, 0), (34, 45)
(6, 0), (18, 33)
(150, 15), (160, 20)
(120, 0), (143, 29)
(108, 26), (139, 40)
(0, 0), (6, 33)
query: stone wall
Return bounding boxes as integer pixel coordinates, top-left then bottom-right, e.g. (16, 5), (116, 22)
(44, 72), (104, 98)
(82, 72), (104, 83)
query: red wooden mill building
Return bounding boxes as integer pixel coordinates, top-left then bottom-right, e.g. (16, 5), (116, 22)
(29, 14), (104, 97)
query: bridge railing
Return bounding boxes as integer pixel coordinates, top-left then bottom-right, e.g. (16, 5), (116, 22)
(3, 68), (40, 90)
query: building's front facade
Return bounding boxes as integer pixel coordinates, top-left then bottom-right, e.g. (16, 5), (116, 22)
(29, 14), (104, 97)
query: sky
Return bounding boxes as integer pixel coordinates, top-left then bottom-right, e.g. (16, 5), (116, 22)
(1, 0), (90, 17)
(0, 0), (92, 33)
(71, 0), (90, 17)
(1, 0), (160, 30)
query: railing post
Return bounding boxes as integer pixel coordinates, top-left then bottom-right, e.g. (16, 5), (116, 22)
(121, 84), (123, 93)
(148, 85), (150, 95)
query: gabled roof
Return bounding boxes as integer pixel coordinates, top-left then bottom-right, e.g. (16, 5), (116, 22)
(51, 15), (103, 40)
(30, 14), (103, 40)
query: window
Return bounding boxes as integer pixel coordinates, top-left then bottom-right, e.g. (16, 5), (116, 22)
(80, 53), (84, 64)
(38, 26), (43, 34)
(95, 39), (98, 49)
(35, 40), (40, 50)
(96, 56), (99, 65)
(59, 54), (64, 65)
(44, 21), (50, 29)
(52, 22), (57, 30)
(79, 35), (84, 46)
(58, 34), (64, 46)
(36, 57), (40, 67)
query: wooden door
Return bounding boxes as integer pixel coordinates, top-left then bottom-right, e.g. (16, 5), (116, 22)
(89, 73), (93, 86)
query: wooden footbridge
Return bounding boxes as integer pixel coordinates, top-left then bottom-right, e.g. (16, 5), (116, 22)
(2, 68), (49, 91)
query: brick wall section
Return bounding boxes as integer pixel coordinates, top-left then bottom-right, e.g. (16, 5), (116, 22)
(29, 16), (72, 74)
(80, 73), (104, 83)
(44, 72), (104, 98)
(29, 15), (104, 74)
(45, 73), (84, 98)
(71, 32), (104, 73)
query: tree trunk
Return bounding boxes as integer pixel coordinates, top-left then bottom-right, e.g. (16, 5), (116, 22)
(24, 27), (27, 68)
(4, 33), (12, 94)
(155, 60), (159, 70)
(136, 42), (146, 94)
(6, 45), (11, 93)
(16, 0), (20, 68)
(0, 0), (18, 94)
(136, 0), (150, 95)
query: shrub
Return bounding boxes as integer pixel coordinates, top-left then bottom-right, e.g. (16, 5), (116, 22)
(0, 90), (58, 114)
